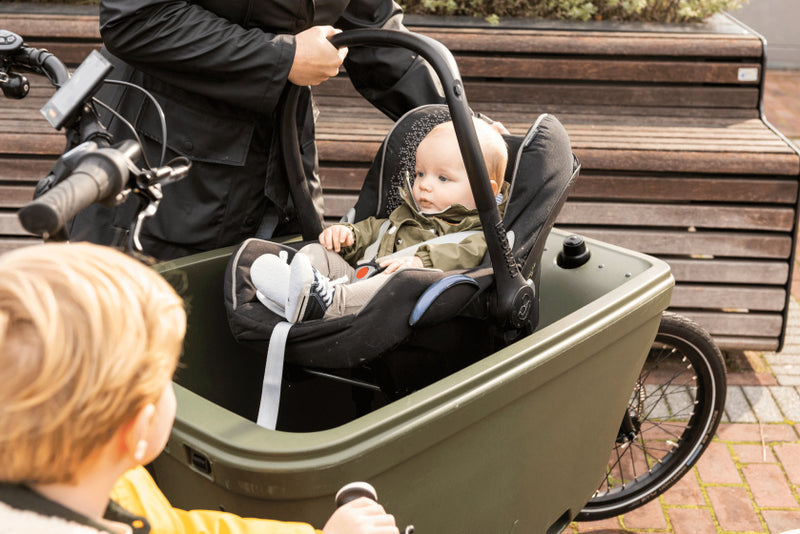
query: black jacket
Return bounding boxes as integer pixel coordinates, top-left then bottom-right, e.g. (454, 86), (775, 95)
(70, 0), (443, 259)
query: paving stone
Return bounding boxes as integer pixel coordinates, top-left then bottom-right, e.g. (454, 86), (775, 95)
(771, 386), (800, 422)
(761, 423), (800, 442)
(667, 507), (717, 534)
(771, 364), (800, 376)
(726, 386), (758, 423)
(762, 510), (800, 534)
(706, 486), (762, 532)
(766, 354), (800, 367)
(572, 516), (624, 532)
(743, 463), (798, 507)
(778, 375), (800, 387)
(696, 442), (741, 484)
(620, 498), (667, 530)
(662, 469), (706, 506)
(717, 423), (799, 442)
(774, 443), (800, 485)
(727, 372), (778, 386)
(743, 386), (785, 422)
(732, 443), (776, 463)
(645, 384), (671, 419)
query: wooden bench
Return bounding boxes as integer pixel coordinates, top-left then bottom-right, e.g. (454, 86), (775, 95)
(2, 9), (798, 351)
(0, 8), (101, 252)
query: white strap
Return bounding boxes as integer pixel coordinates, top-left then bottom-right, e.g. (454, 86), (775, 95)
(256, 321), (292, 429)
(380, 230), (481, 260)
(359, 220), (393, 262)
(359, 229), (515, 264)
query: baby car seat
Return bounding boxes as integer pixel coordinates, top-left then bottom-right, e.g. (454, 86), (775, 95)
(224, 104), (578, 430)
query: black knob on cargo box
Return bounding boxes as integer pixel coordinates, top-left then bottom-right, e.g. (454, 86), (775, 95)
(557, 235), (591, 268)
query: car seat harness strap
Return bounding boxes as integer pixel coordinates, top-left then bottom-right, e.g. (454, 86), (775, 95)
(256, 320), (292, 429)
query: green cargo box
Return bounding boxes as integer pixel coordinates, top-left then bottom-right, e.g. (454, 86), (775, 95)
(151, 228), (673, 533)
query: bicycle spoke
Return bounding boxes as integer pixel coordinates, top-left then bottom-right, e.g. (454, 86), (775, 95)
(578, 313), (725, 521)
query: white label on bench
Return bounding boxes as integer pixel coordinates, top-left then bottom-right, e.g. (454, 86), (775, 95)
(738, 67), (759, 82)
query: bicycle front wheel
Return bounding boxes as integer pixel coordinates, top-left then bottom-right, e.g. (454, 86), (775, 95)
(576, 312), (726, 521)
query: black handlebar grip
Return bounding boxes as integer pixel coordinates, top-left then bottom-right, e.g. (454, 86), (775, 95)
(335, 482), (378, 507)
(18, 146), (133, 237)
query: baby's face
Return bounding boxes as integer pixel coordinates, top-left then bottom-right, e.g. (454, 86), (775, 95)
(413, 127), (475, 212)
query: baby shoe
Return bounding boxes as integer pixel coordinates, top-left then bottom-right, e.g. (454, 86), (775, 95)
(251, 253), (290, 317)
(285, 252), (337, 323)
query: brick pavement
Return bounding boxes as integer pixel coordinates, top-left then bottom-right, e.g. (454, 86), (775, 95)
(563, 69), (800, 534)
(564, 308), (800, 534)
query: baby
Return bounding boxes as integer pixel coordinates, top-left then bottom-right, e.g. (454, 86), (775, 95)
(254, 117), (508, 322)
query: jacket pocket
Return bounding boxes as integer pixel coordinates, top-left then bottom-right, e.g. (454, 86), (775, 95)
(135, 90), (255, 167)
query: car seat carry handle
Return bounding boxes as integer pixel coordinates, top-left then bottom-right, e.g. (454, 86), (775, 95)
(279, 85), (325, 240)
(324, 30), (533, 329)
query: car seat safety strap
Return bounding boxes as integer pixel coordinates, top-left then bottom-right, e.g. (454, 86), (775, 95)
(360, 220), (392, 262)
(359, 226), (489, 265)
(256, 320), (292, 429)
(380, 231), (482, 260)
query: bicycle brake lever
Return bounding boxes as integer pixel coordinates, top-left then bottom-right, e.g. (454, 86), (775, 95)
(130, 184), (162, 253)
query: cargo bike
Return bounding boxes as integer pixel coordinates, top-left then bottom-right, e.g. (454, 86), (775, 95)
(2, 26), (726, 532)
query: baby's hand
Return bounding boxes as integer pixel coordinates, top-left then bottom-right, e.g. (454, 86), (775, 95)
(379, 255), (423, 274)
(320, 225), (354, 252)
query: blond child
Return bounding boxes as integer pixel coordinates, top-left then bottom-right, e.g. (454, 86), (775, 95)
(0, 242), (399, 534)
(253, 117), (509, 322)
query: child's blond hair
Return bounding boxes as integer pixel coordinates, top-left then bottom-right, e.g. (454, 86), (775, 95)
(0, 243), (186, 484)
(428, 117), (509, 188)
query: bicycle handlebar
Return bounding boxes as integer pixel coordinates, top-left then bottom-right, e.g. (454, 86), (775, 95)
(1, 30), (70, 87)
(13, 46), (71, 86)
(18, 140), (141, 237)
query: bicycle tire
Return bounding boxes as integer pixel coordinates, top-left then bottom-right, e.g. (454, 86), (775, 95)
(575, 311), (726, 521)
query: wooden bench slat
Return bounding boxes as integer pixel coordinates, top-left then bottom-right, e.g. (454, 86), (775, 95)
(0, 13), (101, 39)
(316, 78), (761, 109)
(571, 174), (798, 204)
(678, 310), (783, 338)
(411, 26), (764, 58)
(455, 56), (761, 84)
(315, 91), (761, 120)
(566, 228), (793, 259)
(575, 148), (800, 176)
(559, 202), (796, 231)
(0, 212), (30, 236)
(665, 258), (789, 285)
(0, 186), (35, 208)
(0, 133), (65, 156)
(671, 284), (787, 311)
(0, 158), (56, 182)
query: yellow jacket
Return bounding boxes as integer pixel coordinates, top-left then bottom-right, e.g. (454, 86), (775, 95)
(111, 466), (322, 534)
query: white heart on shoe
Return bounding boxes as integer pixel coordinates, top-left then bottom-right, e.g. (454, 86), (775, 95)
(251, 254), (290, 317)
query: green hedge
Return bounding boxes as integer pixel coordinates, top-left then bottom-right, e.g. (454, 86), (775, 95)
(400, 0), (749, 23)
